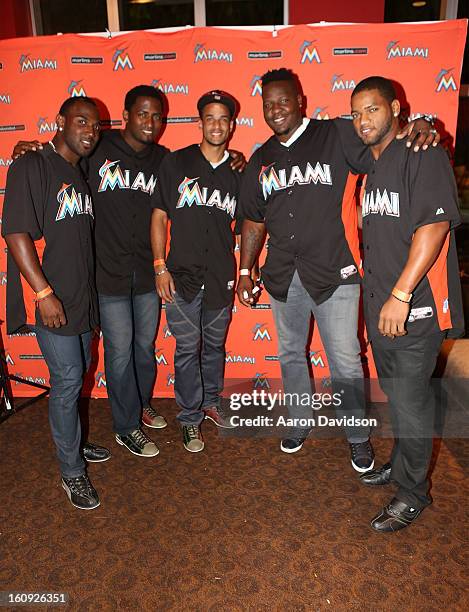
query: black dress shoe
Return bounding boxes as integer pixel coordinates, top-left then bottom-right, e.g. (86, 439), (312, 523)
(360, 462), (392, 486)
(371, 497), (423, 533)
(82, 442), (111, 463)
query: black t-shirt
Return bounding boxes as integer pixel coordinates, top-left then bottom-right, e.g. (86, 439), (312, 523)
(84, 130), (168, 296)
(2, 145), (98, 336)
(361, 139), (464, 349)
(240, 118), (372, 304)
(151, 144), (240, 309)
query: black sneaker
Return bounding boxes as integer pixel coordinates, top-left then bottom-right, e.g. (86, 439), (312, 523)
(115, 428), (159, 457)
(61, 474), (100, 510)
(350, 440), (375, 473)
(82, 441), (111, 463)
(280, 437), (306, 453)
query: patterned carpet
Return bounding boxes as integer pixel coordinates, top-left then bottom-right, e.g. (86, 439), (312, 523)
(0, 398), (467, 611)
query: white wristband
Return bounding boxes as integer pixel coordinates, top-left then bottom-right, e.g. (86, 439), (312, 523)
(239, 268), (250, 276)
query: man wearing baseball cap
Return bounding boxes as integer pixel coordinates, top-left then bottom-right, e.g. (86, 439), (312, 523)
(150, 91), (241, 452)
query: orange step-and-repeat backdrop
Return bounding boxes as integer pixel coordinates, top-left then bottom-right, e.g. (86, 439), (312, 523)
(0, 20), (467, 397)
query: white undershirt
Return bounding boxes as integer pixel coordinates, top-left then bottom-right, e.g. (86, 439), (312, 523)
(280, 118), (310, 148)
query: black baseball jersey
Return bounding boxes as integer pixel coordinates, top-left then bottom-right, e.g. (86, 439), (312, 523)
(151, 144), (240, 309)
(240, 118), (372, 304)
(84, 130), (168, 296)
(2, 145), (98, 336)
(361, 139), (464, 349)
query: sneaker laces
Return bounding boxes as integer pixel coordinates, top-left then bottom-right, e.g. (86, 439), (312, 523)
(350, 441), (371, 458)
(143, 405), (158, 418)
(130, 428), (152, 447)
(185, 425), (200, 440)
(67, 474), (93, 495)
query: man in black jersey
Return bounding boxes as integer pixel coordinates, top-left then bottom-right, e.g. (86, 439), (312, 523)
(237, 68), (438, 473)
(2, 97), (104, 509)
(350, 76), (464, 531)
(150, 91), (240, 452)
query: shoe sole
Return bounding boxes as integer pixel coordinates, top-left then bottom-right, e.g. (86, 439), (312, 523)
(204, 414), (235, 429)
(115, 436), (159, 457)
(142, 420), (168, 429)
(61, 482), (100, 510)
(351, 458), (375, 473)
(84, 455), (111, 463)
(280, 442), (304, 454)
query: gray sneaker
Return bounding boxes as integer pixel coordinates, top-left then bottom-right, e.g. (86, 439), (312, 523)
(182, 424), (204, 453)
(115, 428), (159, 457)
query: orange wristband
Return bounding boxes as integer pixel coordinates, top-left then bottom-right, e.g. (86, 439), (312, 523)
(391, 287), (412, 303)
(153, 258), (165, 267)
(35, 285), (53, 301)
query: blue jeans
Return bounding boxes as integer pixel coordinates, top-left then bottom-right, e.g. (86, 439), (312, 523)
(165, 290), (231, 426)
(34, 327), (91, 479)
(98, 289), (160, 435)
(269, 271), (369, 442)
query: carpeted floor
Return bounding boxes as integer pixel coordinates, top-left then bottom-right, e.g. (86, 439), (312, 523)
(0, 398), (467, 611)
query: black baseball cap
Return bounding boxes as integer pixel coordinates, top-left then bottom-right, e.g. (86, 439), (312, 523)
(197, 90), (237, 118)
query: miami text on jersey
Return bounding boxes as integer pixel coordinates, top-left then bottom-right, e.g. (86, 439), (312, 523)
(362, 188), (400, 217)
(98, 159), (157, 195)
(176, 177), (237, 218)
(56, 183), (93, 221)
(259, 162), (332, 199)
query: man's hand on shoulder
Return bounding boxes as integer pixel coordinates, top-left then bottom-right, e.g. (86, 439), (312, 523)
(228, 149), (247, 172)
(396, 118), (440, 152)
(12, 140), (43, 160)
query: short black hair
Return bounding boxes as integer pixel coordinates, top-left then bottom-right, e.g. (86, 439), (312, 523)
(58, 96), (97, 116)
(261, 68), (298, 91)
(124, 85), (164, 111)
(352, 76), (397, 103)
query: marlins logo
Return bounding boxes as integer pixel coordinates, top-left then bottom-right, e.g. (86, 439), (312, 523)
(0, 158), (12, 167)
(68, 80), (86, 97)
(194, 43), (232, 63)
(0, 271), (7, 286)
(253, 372), (270, 389)
(37, 117), (56, 135)
(252, 323), (271, 341)
(259, 161), (332, 199)
(56, 183), (93, 221)
(167, 373), (175, 386)
(300, 40), (321, 64)
(96, 371), (106, 388)
(98, 159), (157, 195)
(250, 75), (262, 97)
(311, 106), (329, 120)
(150, 79), (188, 95)
(435, 68), (457, 92)
(163, 325), (172, 338)
(176, 177), (236, 218)
(154, 349), (168, 366)
(331, 74), (356, 93)
(386, 40), (429, 60)
(309, 350), (326, 368)
(2, 351), (14, 366)
(112, 48), (134, 71)
(19, 54), (57, 73)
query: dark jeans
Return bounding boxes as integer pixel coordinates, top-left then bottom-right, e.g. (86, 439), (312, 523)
(165, 290), (231, 426)
(372, 331), (445, 509)
(98, 288), (160, 436)
(34, 327), (91, 479)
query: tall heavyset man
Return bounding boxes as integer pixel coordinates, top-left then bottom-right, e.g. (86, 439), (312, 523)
(2, 97), (104, 509)
(151, 91), (240, 452)
(237, 68), (438, 472)
(351, 76), (464, 532)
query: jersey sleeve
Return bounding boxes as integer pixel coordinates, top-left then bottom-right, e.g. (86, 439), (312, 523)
(150, 153), (172, 215)
(407, 145), (461, 230)
(333, 118), (372, 175)
(239, 151), (267, 223)
(1, 153), (46, 239)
